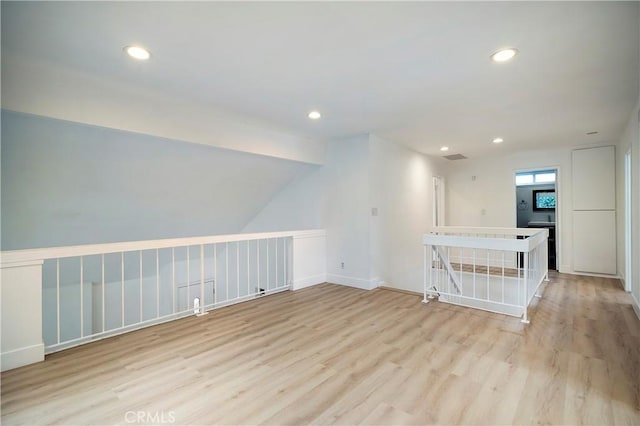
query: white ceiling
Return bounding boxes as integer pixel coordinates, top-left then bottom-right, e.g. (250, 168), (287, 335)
(2, 1), (639, 158)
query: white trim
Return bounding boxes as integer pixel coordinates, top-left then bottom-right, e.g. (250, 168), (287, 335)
(619, 278), (628, 291)
(0, 229), (326, 263)
(327, 274), (378, 290)
(292, 273), (327, 290)
(291, 231), (327, 241)
(624, 149), (632, 292)
(632, 293), (640, 321)
(370, 277), (386, 288)
(1, 343), (44, 372)
(513, 165), (561, 272)
(438, 295), (524, 317)
(0, 259), (44, 269)
(424, 228), (547, 252)
(559, 270), (621, 280)
(430, 226), (541, 236)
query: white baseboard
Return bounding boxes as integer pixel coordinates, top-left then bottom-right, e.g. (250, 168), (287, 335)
(632, 293), (640, 321)
(1, 343), (44, 372)
(292, 273), (327, 291)
(559, 264), (571, 274)
(370, 277), (385, 288)
(618, 277), (628, 291)
(326, 274), (379, 290)
(558, 268), (621, 280)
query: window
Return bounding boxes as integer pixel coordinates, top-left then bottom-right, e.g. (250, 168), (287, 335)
(515, 174), (534, 185)
(535, 173), (556, 183)
(516, 171), (556, 186)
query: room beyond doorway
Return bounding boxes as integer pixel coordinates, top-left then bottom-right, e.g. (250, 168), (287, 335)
(515, 169), (558, 271)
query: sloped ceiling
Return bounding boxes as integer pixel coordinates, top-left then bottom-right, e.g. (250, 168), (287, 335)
(2, 1), (639, 158)
(1, 111), (317, 249)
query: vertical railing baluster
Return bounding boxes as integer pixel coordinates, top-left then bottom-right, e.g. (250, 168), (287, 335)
(472, 249), (476, 299)
(446, 246), (450, 296)
(236, 242), (240, 298)
(121, 252), (125, 328)
(267, 239), (270, 291)
(459, 247), (463, 290)
(225, 242), (229, 301)
(139, 250), (143, 322)
(522, 250), (529, 323)
(187, 246), (191, 311)
(214, 244), (217, 305)
(284, 238), (289, 288)
(200, 244), (205, 314)
(247, 241), (250, 296)
(56, 258), (60, 344)
(80, 256), (84, 338)
(501, 251), (505, 303)
(156, 249), (160, 318)
(101, 254), (105, 333)
(486, 249), (490, 301)
(172, 248), (176, 314)
(423, 245), (428, 302)
(517, 249), (521, 307)
(424, 246), (435, 300)
(256, 240), (260, 295)
(275, 238), (279, 288)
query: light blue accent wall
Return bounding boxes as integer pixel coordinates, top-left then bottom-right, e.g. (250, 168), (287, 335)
(1, 110), (316, 250)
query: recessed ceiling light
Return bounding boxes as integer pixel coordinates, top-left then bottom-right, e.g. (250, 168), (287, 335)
(308, 111), (321, 120)
(440, 146), (449, 152)
(492, 137), (504, 144)
(124, 45), (151, 60)
(491, 48), (518, 63)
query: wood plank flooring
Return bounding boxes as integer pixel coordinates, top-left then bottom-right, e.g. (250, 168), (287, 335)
(1, 272), (639, 425)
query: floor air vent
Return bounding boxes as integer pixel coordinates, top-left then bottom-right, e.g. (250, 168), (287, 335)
(443, 154), (467, 160)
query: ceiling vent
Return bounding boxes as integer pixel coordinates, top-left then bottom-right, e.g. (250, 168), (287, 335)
(443, 154), (467, 160)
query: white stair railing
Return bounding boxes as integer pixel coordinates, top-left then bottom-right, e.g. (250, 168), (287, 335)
(1, 230), (326, 358)
(423, 227), (549, 323)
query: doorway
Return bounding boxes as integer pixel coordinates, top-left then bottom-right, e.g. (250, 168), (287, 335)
(515, 168), (558, 271)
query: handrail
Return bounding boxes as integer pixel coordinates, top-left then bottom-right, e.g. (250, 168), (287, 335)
(0, 229), (325, 265)
(423, 226), (549, 323)
(424, 227), (547, 253)
(430, 226), (543, 236)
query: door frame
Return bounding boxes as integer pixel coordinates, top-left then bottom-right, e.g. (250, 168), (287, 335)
(513, 166), (562, 272)
(624, 149), (632, 292)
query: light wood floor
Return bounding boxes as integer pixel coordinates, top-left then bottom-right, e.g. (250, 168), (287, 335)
(2, 272), (639, 425)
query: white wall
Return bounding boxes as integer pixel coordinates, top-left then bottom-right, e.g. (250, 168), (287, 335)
(245, 133), (445, 292)
(616, 95), (640, 316)
(369, 135), (446, 292)
(244, 134), (372, 289)
(445, 144), (618, 276)
(615, 16), (640, 317)
(322, 136), (372, 287)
